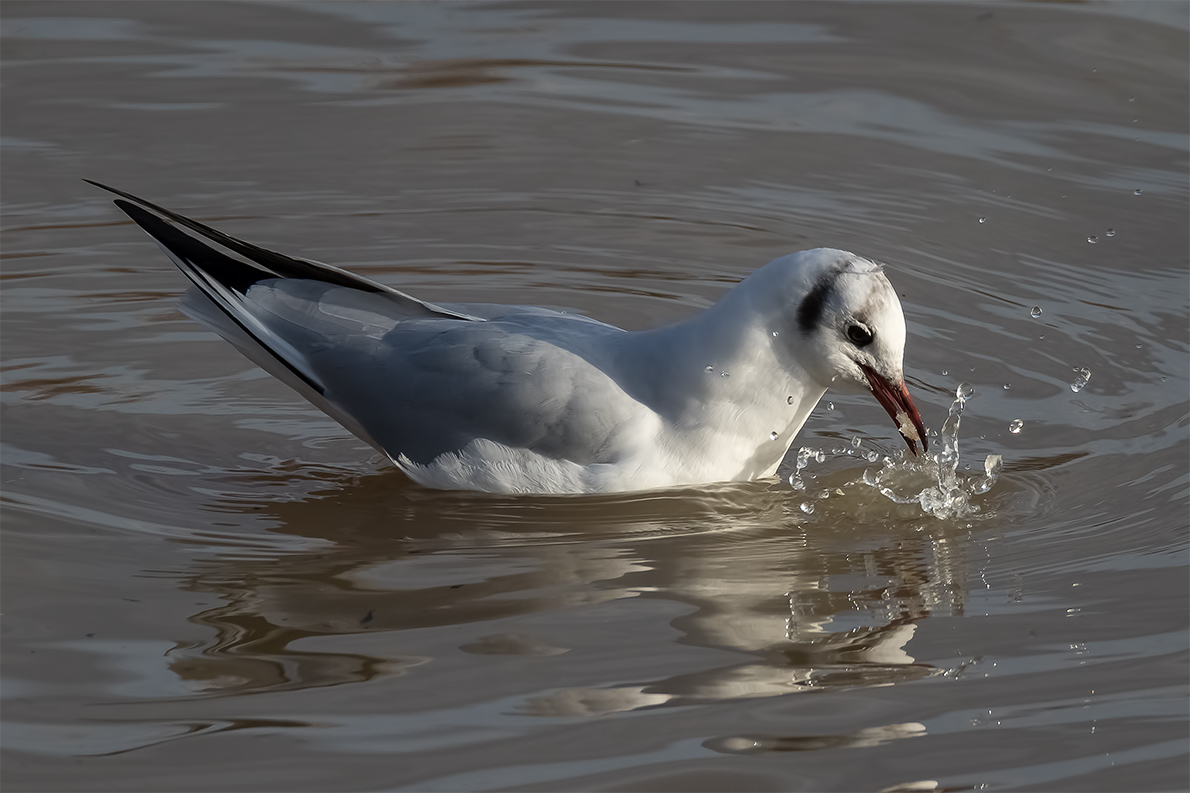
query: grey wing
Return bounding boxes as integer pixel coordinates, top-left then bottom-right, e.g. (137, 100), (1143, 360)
(183, 272), (640, 465)
(298, 317), (642, 466)
(95, 180), (642, 465)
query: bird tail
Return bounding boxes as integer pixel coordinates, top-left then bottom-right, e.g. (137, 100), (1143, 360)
(85, 180), (480, 455)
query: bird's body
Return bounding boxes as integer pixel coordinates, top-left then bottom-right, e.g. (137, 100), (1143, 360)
(91, 181), (926, 494)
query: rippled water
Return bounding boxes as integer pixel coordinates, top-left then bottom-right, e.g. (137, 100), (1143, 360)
(3, 2), (1187, 791)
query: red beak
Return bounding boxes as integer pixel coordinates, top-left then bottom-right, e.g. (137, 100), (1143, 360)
(859, 364), (928, 455)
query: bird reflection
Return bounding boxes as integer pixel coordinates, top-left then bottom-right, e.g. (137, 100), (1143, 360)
(168, 464), (977, 721)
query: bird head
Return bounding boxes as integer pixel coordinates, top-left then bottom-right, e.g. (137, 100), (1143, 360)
(767, 249), (928, 454)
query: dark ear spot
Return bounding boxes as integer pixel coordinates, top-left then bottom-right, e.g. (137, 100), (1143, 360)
(798, 275), (835, 334)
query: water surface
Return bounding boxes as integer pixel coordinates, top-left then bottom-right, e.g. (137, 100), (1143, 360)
(3, 2), (1187, 791)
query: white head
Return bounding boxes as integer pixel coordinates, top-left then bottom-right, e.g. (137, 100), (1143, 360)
(759, 248), (927, 453)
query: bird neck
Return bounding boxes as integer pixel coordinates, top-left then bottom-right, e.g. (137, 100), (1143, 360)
(610, 288), (828, 478)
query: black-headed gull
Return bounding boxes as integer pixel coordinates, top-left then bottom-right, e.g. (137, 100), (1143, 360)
(88, 181), (927, 495)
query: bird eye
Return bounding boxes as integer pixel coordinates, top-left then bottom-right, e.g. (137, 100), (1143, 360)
(847, 324), (874, 347)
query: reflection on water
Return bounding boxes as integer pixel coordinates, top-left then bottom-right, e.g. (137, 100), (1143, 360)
(158, 466), (1016, 716)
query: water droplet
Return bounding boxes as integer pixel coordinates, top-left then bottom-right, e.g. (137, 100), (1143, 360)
(826, 402), (834, 410)
(984, 454), (1003, 478)
(787, 395), (794, 405)
(720, 371), (730, 378)
(866, 450), (879, 462)
(956, 382), (974, 400)
(1087, 235), (1099, 244)
(1002, 383), (1011, 390)
(799, 502), (815, 515)
(1128, 96), (1135, 102)
(1009, 418), (1023, 434)
(942, 369), (949, 376)
(770, 431), (779, 441)
(1030, 306), (1043, 318)
(1105, 228), (1115, 237)
(1039, 334), (1045, 340)
(1134, 188), (1142, 195)
(978, 216), (987, 224)
(814, 451), (826, 463)
(705, 365), (713, 373)
(771, 330), (780, 338)
(1070, 367), (1092, 393)
(851, 436), (862, 448)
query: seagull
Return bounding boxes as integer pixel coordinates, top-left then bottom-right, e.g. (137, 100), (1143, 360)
(87, 181), (927, 495)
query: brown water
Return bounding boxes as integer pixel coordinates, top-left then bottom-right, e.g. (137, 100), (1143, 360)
(3, 2), (1187, 791)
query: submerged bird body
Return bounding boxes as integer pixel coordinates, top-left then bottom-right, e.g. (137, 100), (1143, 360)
(91, 182), (926, 494)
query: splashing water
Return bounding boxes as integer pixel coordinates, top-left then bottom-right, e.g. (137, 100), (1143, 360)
(788, 446), (816, 491)
(916, 383), (991, 517)
(795, 382), (1004, 520)
(1070, 367), (1091, 393)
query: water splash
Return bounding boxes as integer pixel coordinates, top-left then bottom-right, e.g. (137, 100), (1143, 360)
(914, 383), (998, 518)
(1070, 367), (1091, 393)
(797, 383), (1004, 520)
(788, 446), (816, 490)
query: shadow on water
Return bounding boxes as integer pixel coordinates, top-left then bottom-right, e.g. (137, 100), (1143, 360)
(162, 460), (1050, 721)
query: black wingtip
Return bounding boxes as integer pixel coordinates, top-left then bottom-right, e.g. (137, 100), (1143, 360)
(84, 178), (131, 199)
(84, 179), (180, 217)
